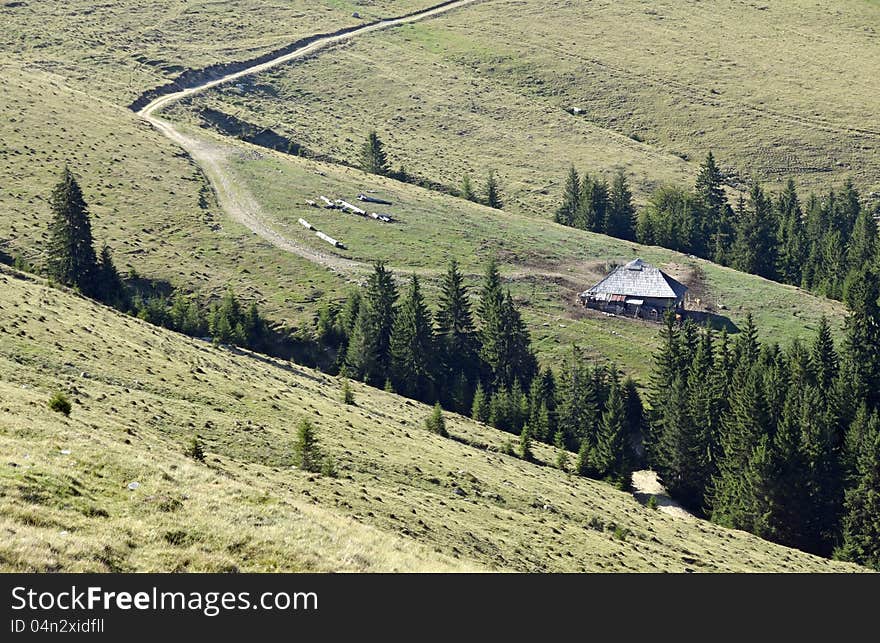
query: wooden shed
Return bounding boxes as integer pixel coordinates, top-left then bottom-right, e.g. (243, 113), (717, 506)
(579, 258), (687, 319)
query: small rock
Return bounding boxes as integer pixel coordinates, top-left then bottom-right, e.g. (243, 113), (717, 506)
(127, 481), (140, 491)
(453, 487), (466, 497)
(60, 449), (71, 455)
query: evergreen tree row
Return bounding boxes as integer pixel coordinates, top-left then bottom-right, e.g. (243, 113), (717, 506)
(318, 258), (537, 408)
(39, 167), (276, 356)
(317, 259), (645, 488)
(555, 153), (879, 303)
(647, 290), (880, 568)
(554, 166), (636, 241)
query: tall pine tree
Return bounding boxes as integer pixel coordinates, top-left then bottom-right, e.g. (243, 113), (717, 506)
(555, 166), (580, 226)
(46, 167), (98, 294)
(435, 260), (479, 392)
(389, 274), (436, 401)
(359, 131), (389, 175)
(346, 262), (398, 385)
(606, 169), (635, 240)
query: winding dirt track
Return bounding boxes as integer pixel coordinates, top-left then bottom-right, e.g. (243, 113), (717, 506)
(136, 0), (483, 274)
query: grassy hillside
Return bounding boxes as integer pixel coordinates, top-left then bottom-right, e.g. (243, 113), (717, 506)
(0, 0), (854, 379)
(0, 0), (441, 103)
(1, 77), (846, 378)
(174, 0), (880, 214)
(0, 67), (344, 333)
(147, 123), (847, 377)
(0, 265), (864, 572)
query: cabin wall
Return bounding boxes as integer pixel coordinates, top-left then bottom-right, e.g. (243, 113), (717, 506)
(580, 294), (683, 320)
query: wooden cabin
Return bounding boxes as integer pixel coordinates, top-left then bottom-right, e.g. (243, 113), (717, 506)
(579, 258), (687, 320)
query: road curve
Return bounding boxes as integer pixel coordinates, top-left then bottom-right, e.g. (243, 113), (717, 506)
(136, 0), (482, 272)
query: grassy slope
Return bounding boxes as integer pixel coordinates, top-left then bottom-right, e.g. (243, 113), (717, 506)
(178, 0), (880, 215)
(0, 0), (440, 103)
(0, 0), (852, 376)
(0, 266), (863, 572)
(0, 68), (343, 330)
(0, 71), (846, 378)
(185, 130), (847, 377)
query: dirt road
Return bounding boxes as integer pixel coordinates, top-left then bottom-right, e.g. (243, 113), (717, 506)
(136, 0), (483, 274)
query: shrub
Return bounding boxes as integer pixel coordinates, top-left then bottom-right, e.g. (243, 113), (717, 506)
(321, 455), (337, 478)
(293, 417), (322, 473)
(425, 402), (447, 437)
(647, 496), (659, 510)
(519, 425), (533, 462)
(48, 391), (72, 416)
(342, 378), (355, 405)
(163, 530), (192, 546)
(185, 437), (206, 463)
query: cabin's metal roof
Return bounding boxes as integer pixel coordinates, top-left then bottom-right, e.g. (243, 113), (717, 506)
(581, 259), (688, 300)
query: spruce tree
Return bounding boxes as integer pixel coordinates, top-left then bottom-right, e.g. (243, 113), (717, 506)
(709, 365), (771, 528)
(842, 266), (880, 411)
(95, 243), (126, 307)
(557, 346), (598, 450)
(846, 204), (878, 282)
(471, 382), (490, 424)
(492, 290), (537, 388)
(209, 287), (246, 346)
(435, 260), (479, 386)
(519, 424), (533, 461)
(485, 169), (503, 209)
(646, 310), (681, 463)
(528, 368), (557, 442)
(425, 402), (448, 437)
(345, 307), (378, 382)
(694, 151), (727, 245)
(590, 178), (609, 233)
(46, 167), (98, 294)
(767, 392), (811, 549)
(810, 316), (839, 400)
(576, 438), (595, 478)
(478, 256), (505, 384)
(359, 130), (389, 175)
(775, 179), (807, 285)
(460, 173), (477, 202)
(845, 405), (879, 483)
(531, 401), (551, 443)
(731, 182), (777, 279)
(656, 374), (707, 510)
(797, 384), (842, 554)
(389, 274), (435, 401)
(345, 262), (398, 385)
(593, 378), (632, 488)
(489, 386), (513, 432)
(555, 166), (580, 226)
(736, 435), (778, 539)
(341, 377), (355, 405)
(683, 326), (718, 508)
(293, 417), (322, 473)
(606, 169), (635, 240)
(837, 420), (880, 570)
(554, 430), (570, 472)
(573, 173), (595, 230)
